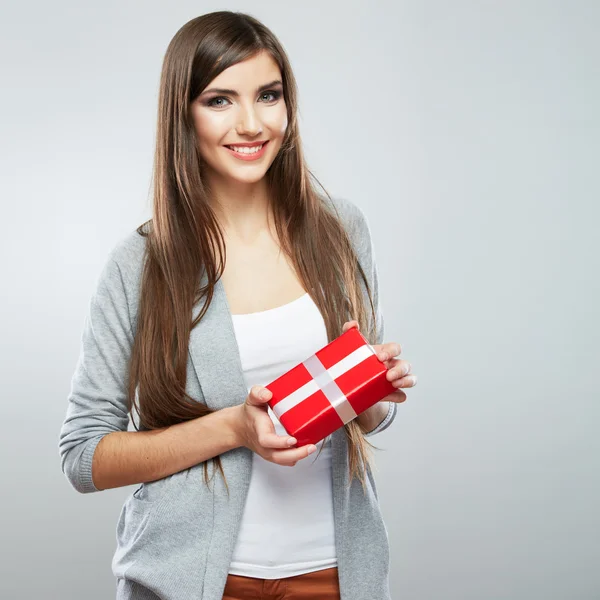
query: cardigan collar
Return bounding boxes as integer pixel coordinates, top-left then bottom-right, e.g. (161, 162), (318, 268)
(188, 272), (249, 412)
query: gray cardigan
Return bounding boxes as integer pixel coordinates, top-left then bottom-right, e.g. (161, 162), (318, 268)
(58, 196), (398, 600)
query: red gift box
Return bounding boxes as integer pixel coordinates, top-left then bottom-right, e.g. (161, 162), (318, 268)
(266, 327), (396, 446)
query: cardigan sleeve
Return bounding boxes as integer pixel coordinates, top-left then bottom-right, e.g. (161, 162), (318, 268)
(350, 203), (399, 437)
(58, 252), (133, 493)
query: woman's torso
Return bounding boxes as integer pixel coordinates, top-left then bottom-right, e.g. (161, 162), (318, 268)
(222, 218), (337, 577)
(228, 291), (337, 578)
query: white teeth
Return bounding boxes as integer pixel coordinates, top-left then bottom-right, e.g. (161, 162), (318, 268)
(229, 144), (263, 154)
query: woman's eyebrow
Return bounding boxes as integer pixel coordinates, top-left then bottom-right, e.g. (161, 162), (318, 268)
(200, 79), (283, 97)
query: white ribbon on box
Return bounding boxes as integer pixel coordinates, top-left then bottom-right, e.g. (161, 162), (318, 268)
(271, 343), (377, 425)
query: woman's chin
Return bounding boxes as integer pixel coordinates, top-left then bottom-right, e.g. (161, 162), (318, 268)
(226, 169), (269, 184)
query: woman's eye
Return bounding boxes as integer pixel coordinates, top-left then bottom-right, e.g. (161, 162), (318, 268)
(207, 96), (230, 108)
(261, 90), (281, 102)
(205, 90), (281, 108)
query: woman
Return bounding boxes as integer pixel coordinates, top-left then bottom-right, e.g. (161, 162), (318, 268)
(58, 11), (417, 600)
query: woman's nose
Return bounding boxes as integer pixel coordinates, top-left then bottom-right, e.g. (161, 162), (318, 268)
(235, 104), (263, 136)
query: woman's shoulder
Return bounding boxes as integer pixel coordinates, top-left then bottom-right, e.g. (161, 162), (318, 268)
(109, 222), (148, 262)
(325, 196), (373, 253)
(325, 195), (365, 224)
(100, 223), (149, 295)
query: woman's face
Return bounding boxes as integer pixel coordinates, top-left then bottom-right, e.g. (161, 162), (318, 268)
(191, 51), (288, 187)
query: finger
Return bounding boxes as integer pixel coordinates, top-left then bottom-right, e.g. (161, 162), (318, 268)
(386, 390), (407, 403)
(253, 412), (282, 443)
(391, 373), (418, 388)
(385, 360), (412, 382)
(267, 444), (318, 466)
(258, 432), (299, 449)
(375, 342), (402, 362)
(380, 357), (401, 370)
(342, 320), (360, 333)
(247, 385), (272, 406)
(251, 409), (298, 449)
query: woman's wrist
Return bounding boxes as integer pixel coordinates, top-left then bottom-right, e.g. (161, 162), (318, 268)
(221, 404), (247, 450)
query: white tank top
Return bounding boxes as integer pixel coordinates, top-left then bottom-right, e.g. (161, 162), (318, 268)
(228, 292), (337, 579)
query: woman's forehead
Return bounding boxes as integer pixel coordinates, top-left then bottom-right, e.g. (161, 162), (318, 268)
(205, 52), (281, 90)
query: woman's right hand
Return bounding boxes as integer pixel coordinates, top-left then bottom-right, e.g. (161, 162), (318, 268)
(233, 385), (317, 467)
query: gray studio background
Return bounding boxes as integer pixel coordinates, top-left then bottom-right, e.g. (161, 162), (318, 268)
(1, 1), (598, 599)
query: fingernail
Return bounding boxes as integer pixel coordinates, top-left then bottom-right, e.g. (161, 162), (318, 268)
(287, 438), (297, 446)
(260, 390), (270, 400)
(307, 445), (317, 454)
(380, 352), (388, 361)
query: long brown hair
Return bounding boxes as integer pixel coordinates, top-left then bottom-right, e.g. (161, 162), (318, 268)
(127, 11), (382, 492)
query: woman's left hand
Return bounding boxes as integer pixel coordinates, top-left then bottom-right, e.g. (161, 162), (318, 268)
(342, 320), (417, 403)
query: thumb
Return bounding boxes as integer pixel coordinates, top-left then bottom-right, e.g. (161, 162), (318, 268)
(247, 385), (272, 407)
(343, 320), (360, 333)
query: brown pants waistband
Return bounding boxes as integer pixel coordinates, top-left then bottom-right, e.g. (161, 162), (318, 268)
(222, 566), (341, 600)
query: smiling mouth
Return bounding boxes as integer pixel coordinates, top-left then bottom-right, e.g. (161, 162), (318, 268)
(224, 141), (269, 154)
